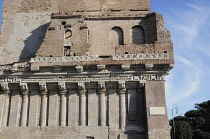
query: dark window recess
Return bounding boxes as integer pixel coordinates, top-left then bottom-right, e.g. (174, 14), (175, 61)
(61, 21), (66, 25)
(164, 51), (167, 53)
(125, 52), (128, 54)
(86, 137), (94, 139)
(64, 46), (71, 56)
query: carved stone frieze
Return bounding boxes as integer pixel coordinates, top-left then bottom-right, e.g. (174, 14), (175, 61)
(30, 55), (101, 63)
(0, 72), (167, 84)
(112, 53), (170, 61)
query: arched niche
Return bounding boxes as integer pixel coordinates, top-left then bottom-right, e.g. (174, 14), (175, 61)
(64, 29), (72, 44)
(110, 26), (124, 45)
(132, 26), (145, 44)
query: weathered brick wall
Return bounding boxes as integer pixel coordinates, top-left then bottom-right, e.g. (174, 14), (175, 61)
(0, 0), (150, 64)
(57, 0), (150, 12)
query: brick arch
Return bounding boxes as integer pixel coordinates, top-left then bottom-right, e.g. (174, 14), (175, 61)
(132, 25), (145, 44)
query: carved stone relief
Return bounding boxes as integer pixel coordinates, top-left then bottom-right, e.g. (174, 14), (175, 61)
(112, 53), (170, 60)
(30, 55), (101, 63)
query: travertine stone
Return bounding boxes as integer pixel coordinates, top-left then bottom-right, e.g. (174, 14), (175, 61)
(78, 82), (87, 126)
(40, 91), (48, 127)
(98, 88), (106, 126)
(149, 107), (166, 115)
(119, 88), (126, 130)
(0, 93), (5, 128)
(60, 90), (67, 126)
(20, 91), (29, 126)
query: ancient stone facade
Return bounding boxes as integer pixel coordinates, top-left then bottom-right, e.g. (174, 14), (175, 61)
(0, 0), (173, 139)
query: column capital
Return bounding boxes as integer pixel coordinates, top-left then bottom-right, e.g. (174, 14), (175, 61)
(60, 90), (67, 95)
(98, 89), (106, 94)
(98, 81), (105, 89)
(118, 81), (126, 94)
(119, 88), (126, 94)
(58, 82), (67, 95)
(78, 82), (86, 95)
(20, 83), (29, 95)
(1, 82), (9, 91)
(39, 82), (48, 95)
(118, 81), (126, 89)
(4, 91), (11, 97)
(139, 81), (145, 88)
(1, 83), (10, 96)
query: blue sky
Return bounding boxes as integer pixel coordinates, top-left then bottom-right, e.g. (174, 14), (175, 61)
(151, 0), (210, 118)
(0, 0), (210, 119)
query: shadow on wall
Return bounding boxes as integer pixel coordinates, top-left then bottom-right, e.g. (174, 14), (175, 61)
(19, 22), (50, 61)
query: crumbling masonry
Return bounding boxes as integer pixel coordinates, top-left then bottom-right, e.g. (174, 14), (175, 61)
(0, 0), (173, 138)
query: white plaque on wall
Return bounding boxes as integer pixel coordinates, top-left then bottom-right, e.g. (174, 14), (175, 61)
(149, 107), (166, 115)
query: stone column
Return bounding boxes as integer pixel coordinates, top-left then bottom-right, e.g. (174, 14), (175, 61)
(39, 82), (48, 127)
(119, 81), (126, 130)
(78, 82), (86, 126)
(2, 91), (10, 126)
(98, 82), (106, 126)
(58, 82), (67, 126)
(20, 83), (29, 126)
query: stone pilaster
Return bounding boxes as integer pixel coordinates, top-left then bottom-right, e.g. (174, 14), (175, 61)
(78, 82), (86, 126)
(58, 82), (67, 126)
(20, 83), (29, 126)
(1, 83), (10, 126)
(118, 81), (126, 130)
(98, 81), (106, 126)
(2, 91), (10, 127)
(39, 82), (48, 127)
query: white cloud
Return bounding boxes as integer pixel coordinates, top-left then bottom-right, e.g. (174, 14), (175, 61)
(163, 1), (210, 118)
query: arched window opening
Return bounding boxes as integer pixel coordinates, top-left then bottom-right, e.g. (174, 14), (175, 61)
(110, 27), (124, 45)
(132, 26), (145, 44)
